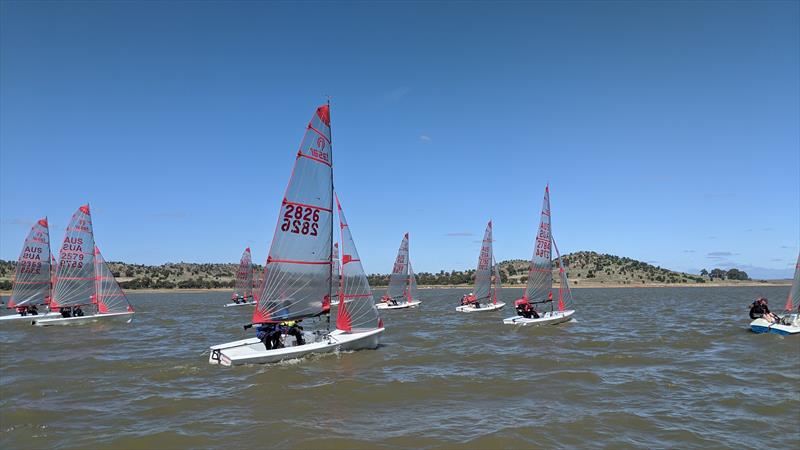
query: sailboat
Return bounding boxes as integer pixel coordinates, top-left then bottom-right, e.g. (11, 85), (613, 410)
(208, 105), (383, 366)
(503, 186), (575, 326)
(224, 247), (258, 307)
(31, 205), (135, 326)
(457, 220), (506, 312)
(750, 253), (800, 335)
(1, 218), (61, 322)
(377, 233), (422, 309)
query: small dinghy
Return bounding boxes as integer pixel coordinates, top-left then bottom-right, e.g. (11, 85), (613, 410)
(457, 220), (506, 313)
(223, 247), (258, 307)
(1, 218), (61, 323)
(376, 233), (422, 310)
(750, 253), (800, 336)
(31, 205), (135, 326)
(209, 105), (383, 366)
(503, 186), (575, 326)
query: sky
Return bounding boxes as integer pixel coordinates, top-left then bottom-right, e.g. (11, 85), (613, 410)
(1, 1), (798, 279)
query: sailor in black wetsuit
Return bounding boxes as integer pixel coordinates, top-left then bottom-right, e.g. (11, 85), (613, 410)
(749, 297), (778, 323)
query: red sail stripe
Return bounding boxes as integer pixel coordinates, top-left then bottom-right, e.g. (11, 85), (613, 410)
(297, 152), (332, 167)
(307, 124), (331, 143)
(342, 294), (372, 298)
(57, 277), (96, 280)
(268, 258), (331, 265)
(283, 199), (333, 212)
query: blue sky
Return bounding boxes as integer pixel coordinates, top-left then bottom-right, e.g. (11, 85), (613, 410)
(1, 1), (798, 278)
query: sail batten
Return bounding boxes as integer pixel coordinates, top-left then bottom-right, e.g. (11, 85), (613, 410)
(8, 218), (52, 308)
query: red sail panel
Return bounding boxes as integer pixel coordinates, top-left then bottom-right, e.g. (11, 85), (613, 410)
(94, 246), (134, 313)
(386, 233), (409, 301)
(8, 217), (52, 308)
(253, 105), (333, 324)
(473, 220), (493, 301)
(524, 186), (552, 303)
(233, 247), (254, 300)
(336, 195), (381, 331)
(52, 205), (96, 308)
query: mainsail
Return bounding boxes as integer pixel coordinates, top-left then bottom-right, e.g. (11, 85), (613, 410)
(785, 253), (800, 312)
(94, 246), (134, 313)
(51, 205), (96, 309)
(8, 218), (52, 308)
(253, 105), (333, 324)
(473, 220), (493, 302)
(386, 233), (410, 301)
(233, 247), (254, 300)
(524, 186), (553, 303)
(336, 196), (381, 331)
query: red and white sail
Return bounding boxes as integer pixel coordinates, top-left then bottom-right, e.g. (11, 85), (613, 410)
(336, 196), (381, 332)
(253, 105), (334, 324)
(8, 218), (52, 308)
(51, 205), (96, 309)
(473, 220), (494, 302)
(386, 233), (410, 302)
(785, 253), (800, 312)
(94, 246), (134, 313)
(524, 186), (553, 303)
(233, 247), (254, 300)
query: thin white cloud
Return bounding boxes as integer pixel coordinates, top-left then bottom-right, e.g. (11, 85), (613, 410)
(384, 87), (412, 102)
(419, 134), (432, 142)
(149, 212), (189, 220)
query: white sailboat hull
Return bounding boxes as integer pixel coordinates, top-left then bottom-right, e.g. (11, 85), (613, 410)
(750, 315), (800, 335)
(32, 311), (135, 327)
(0, 311), (61, 323)
(223, 301), (257, 308)
(209, 327), (384, 366)
(456, 302), (506, 313)
(376, 300), (421, 310)
(503, 309), (575, 326)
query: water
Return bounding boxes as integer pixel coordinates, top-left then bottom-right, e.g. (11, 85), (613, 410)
(1, 287), (798, 449)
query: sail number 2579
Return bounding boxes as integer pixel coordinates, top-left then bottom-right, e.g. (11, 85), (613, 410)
(281, 205), (320, 236)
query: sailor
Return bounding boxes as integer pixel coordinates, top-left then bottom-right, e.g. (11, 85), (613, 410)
(74, 305), (84, 317)
(256, 323), (282, 350)
(281, 320), (305, 346)
(60, 307), (72, 318)
(749, 297), (778, 323)
(515, 300), (539, 319)
(29, 305), (39, 316)
(16, 306), (27, 317)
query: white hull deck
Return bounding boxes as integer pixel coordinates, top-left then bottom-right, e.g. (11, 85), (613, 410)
(209, 327), (384, 366)
(456, 302), (506, 313)
(503, 309), (575, 326)
(223, 301), (257, 308)
(376, 300), (421, 310)
(750, 315), (800, 336)
(0, 311), (61, 323)
(32, 311), (135, 327)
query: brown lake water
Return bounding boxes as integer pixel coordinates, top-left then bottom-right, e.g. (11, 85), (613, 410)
(1, 287), (798, 449)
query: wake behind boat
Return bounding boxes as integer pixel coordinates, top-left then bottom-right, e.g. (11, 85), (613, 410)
(457, 220), (506, 313)
(376, 233), (421, 310)
(31, 205), (135, 327)
(223, 247), (258, 307)
(209, 105), (383, 366)
(750, 253), (800, 336)
(503, 186), (575, 326)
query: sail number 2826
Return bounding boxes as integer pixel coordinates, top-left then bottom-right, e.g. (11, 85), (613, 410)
(281, 205), (320, 236)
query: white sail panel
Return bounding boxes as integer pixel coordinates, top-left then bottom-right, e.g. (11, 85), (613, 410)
(408, 261), (419, 303)
(336, 196), (381, 332)
(786, 253), (800, 312)
(524, 187), (552, 302)
(386, 233), (409, 300)
(94, 246), (134, 313)
(473, 220), (493, 301)
(8, 218), (52, 308)
(52, 205), (96, 308)
(253, 105), (333, 323)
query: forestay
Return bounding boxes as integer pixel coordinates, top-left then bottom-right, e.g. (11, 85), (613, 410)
(386, 234), (410, 301)
(473, 220), (493, 301)
(233, 248), (254, 300)
(336, 196), (381, 332)
(524, 187), (553, 302)
(253, 105), (333, 324)
(8, 218), (52, 308)
(94, 246), (135, 313)
(52, 205), (96, 309)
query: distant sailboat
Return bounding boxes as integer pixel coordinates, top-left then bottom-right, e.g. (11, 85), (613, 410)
(32, 205), (135, 326)
(457, 220), (506, 313)
(503, 186), (575, 326)
(750, 253), (800, 335)
(1, 218), (60, 322)
(377, 233), (422, 309)
(209, 105), (383, 366)
(224, 247), (257, 307)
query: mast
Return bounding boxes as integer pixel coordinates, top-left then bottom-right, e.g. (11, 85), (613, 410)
(327, 99), (333, 332)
